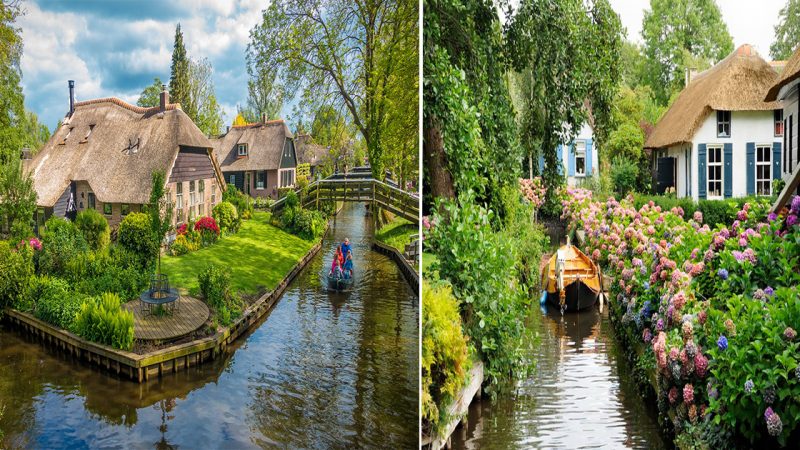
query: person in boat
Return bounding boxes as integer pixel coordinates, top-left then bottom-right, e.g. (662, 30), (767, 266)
(341, 238), (352, 260)
(329, 247), (344, 278)
(343, 250), (354, 279)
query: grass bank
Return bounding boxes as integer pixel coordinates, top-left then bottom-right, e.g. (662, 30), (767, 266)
(375, 216), (417, 251)
(161, 211), (315, 295)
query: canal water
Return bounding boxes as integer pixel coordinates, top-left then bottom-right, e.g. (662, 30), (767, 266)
(451, 243), (666, 449)
(0, 203), (418, 449)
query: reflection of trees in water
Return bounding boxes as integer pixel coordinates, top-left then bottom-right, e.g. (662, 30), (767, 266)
(153, 398), (177, 450)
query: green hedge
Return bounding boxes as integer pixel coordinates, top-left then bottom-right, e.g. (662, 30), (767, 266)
(32, 276), (85, 331)
(631, 194), (773, 226)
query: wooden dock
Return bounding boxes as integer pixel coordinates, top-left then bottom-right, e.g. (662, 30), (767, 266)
(123, 296), (209, 341)
(421, 360), (484, 449)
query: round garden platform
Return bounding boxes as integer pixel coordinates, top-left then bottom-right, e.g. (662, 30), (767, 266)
(123, 296), (210, 341)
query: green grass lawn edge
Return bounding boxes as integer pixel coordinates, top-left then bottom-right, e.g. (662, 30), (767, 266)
(376, 217), (417, 252)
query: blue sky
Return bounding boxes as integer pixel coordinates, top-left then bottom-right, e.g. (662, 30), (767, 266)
(19, 0), (293, 132)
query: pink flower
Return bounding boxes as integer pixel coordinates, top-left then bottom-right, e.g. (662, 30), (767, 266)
(683, 384), (694, 404)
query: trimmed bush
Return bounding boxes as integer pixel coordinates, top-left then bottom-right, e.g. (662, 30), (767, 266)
(73, 292), (135, 351)
(38, 217), (88, 277)
(117, 212), (156, 265)
(610, 156), (638, 196)
(198, 264), (241, 326)
(33, 276), (83, 331)
(422, 281), (470, 431)
(75, 208), (110, 251)
(212, 201), (239, 233)
(223, 184), (253, 220)
(0, 240), (34, 310)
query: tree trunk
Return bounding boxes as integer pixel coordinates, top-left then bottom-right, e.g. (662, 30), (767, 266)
(423, 116), (455, 200)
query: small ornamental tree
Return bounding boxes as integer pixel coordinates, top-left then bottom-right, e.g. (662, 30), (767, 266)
(148, 171), (173, 276)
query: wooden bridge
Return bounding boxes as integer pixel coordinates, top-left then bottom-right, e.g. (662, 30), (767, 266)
(271, 169), (420, 223)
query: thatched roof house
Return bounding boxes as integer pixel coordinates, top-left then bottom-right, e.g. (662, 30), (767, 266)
(26, 82), (225, 227)
(295, 133), (330, 178)
(211, 118), (298, 199)
(765, 46), (800, 211)
(645, 45), (784, 201)
(646, 44), (781, 149)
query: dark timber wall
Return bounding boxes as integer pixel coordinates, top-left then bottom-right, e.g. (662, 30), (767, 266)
(169, 146), (215, 183)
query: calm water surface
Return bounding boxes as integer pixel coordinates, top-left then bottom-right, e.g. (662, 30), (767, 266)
(452, 237), (666, 449)
(0, 203), (418, 449)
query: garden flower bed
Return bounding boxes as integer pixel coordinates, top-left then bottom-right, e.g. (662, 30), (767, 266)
(562, 188), (800, 447)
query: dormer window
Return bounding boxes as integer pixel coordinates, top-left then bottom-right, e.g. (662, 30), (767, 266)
(82, 124), (95, 142)
(61, 127), (74, 145)
(717, 110), (731, 138)
(238, 143), (248, 157)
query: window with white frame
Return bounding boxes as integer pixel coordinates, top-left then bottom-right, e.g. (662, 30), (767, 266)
(189, 181), (196, 220)
(211, 182), (217, 205)
(229, 174), (235, 185)
(756, 144), (772, 196)
(707, 146), (723, 198)
(717, 110), (731, 138)
(238, 143), (248, 157)
(279, 169), (295, 188)
(198, 180), (205, 216)
(176, 182), (184, 222)
(575, 141), (586, 176)
(257, 171), (265, 189)
(775, 110), (784, 137)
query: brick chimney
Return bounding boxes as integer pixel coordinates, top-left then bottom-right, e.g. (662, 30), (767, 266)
(160, 84), (169, 110)
(68, 80), (75, 115)
(262, 113), (267, 124)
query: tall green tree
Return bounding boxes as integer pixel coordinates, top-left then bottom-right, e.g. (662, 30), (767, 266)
(0, 0), (25, 164)
(641, 0), (733, 105)
(169, 24), (194, 119)
(508, 0), (623, 213)
(188, 58), (224, 136)
(0, 157), (36, 239)
(136, 77), (164, 108)
(247, 0), (418, 181)
(243, 55), (284, 122)
(771, 0), (800, 60)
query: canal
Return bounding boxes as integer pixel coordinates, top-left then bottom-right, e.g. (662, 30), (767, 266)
(451, 239), (666, 449)
(0, 203), (419, 449)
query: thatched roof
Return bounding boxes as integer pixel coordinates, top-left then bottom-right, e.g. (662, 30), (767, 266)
(646, 44), (781, 149)
(295, 133), (329, 166)
(211, 120), (293, 172)
(27, 98), (216, 207)
(765, 46), (800, 101)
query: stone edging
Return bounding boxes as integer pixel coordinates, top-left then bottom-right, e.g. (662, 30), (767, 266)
(371, 240), (419, 292)
(2, 221), (329, 383)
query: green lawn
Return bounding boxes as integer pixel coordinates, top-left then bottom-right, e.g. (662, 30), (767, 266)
(160, 211), (315, 295)
(422, 252), (438, 280)
(376, 217), (418, 251)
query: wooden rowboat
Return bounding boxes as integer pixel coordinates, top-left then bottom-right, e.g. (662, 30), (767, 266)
(327, 273), (354, 292)
(540, 240), (602, 313)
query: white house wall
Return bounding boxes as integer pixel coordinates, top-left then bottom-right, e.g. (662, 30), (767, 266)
(675, 110), (780, 201)
(782, 89), (799, 180)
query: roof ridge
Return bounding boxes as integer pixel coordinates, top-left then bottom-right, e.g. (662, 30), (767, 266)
(230, 119), (285, 129)
(73, 97), (182, 114)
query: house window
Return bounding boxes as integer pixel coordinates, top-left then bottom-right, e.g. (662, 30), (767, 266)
(756, 144), (772, 196)
(189, 181), (196, 220)
(88, 192), (96, 210)
(198, 180), (205, 216)
(257, 171), (265, 189)
(707, 146), (723, 198)
(103, 203), (112, 215)
(121, 203), (130, 216)
(211, 183), (217, 205)
(575, 141), (586, 176)
(238, 143), (248, 157)
(176, 182), (183, 222)
(775, 110), (784, 136)
(229, 174), (235, 185)
(279, 169), (295, 188)
(717, 110), (731, 138)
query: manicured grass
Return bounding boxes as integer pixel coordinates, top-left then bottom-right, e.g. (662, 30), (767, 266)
(160, 211), (315, 295)
(376, 217), (418, 251)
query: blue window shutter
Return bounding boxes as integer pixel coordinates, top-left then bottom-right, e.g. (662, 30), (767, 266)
(556, 145), (563, 175)
(723, 143), (733, 198)
(539, 154), (545, 174)
(746, 142), (755, 195)
(773, 142), (782, 179)
(568, 143), (575, 176)
(586, 139), (593, 176)
(698, 144), (707, 199)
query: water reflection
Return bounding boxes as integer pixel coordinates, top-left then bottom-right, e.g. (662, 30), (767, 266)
(0, 203), (418, 449)
(452, 306), (665, 449)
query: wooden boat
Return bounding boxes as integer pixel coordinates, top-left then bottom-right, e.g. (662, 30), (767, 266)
(327, 273), (354, 292)
(540, 239), (602, 313)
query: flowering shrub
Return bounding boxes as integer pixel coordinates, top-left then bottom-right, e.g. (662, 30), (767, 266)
(519, 177), (547, 210)
(193, 216), (220, 245)
(562, 190), (800, 446)
(176, 223), (188, 236)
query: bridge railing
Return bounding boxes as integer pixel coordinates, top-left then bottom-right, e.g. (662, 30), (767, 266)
(270, 176), (419, 223)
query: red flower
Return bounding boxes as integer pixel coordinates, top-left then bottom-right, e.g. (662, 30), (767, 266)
(177, 223), (188, 235)
(193, 216), (220, 235)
